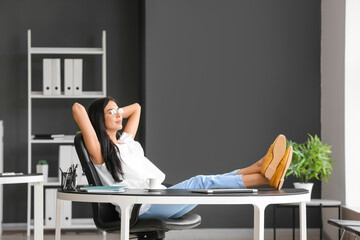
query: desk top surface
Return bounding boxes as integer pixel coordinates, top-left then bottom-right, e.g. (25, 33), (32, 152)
(59, 188), (308, 197)
(0, 173), (43, 184)
(0, 173), (42, 178)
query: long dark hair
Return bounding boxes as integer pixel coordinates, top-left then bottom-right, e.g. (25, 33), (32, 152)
(88, 97), (123, 182)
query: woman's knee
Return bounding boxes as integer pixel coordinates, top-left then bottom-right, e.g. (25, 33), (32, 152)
(192, 175), (208, 188)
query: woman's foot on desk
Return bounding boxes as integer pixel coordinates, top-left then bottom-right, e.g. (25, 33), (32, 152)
(237, 134), (292, 190)
(261, 134), (287, 180)
(269, 146), (293, 190)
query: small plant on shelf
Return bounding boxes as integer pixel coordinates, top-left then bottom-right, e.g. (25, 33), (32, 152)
(37, 160), (48, 165)
(36, 160), (48, 182)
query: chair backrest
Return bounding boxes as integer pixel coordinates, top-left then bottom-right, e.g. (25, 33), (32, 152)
(74, 133), (102, 186)
(74, 133), (122, 230)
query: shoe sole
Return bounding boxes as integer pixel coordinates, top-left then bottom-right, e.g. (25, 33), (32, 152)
(276, 146), (293, 190)
(264, 135), (286, 180)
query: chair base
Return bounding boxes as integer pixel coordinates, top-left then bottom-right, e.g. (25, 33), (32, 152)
(136, 231), (165, 240)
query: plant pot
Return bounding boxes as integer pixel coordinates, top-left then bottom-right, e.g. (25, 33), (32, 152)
(36, 164), (48, 182)
(294, 182), (313, 198)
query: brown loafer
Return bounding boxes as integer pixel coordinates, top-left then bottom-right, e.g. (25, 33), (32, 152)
(261, 134), (286, 180)
(269, 146), (293, 190)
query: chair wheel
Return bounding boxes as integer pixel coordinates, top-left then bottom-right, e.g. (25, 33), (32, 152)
(137, 231), (165, 240)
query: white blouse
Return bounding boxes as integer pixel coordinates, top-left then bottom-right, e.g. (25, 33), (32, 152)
(94, 132), (166, 214)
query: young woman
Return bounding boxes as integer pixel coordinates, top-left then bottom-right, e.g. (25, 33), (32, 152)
(72, 97), (293, 219)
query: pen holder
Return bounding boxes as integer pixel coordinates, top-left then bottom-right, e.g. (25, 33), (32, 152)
(61, 172), (77, 191)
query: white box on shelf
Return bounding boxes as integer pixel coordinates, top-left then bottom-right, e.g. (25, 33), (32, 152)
(64, 59), (74, 95)
(59, 145), (72, 180)
(42, 59), (52, 95)
(45, 188), (56, 227)
(52, 59), (61, 95)
(45, 188), (72, 227)
(71, 146), (88, 185)
(73, 59), (83, 95)
(62, 199), (72, 226)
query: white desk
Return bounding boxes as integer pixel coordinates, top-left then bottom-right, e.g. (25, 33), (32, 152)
(56, 188), (310, 240)
(0, 174), (43, 240)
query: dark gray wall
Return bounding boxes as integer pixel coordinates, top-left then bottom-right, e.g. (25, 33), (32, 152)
(144, 0), (321, 228)
(0, 0), (321, 229)
(0, 0), (141, 222)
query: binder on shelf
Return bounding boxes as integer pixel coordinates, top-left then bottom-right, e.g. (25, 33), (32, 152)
(42, 59), (52, 95)
(73, 59), (83, 95)
(52, 59), (61, 95)
(62, 198), (72, 226)
(45, 188), (56, 226)
(45, 189), (72, 227)
(64, 59), (74, 95)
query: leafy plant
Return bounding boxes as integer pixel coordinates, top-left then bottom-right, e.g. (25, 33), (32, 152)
(37, 160), (48, 165)
(286, 134), (334, 183)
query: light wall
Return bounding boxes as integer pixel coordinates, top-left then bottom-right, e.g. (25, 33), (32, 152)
(321, 0), (346, 204)
(344, 0), (360, 208)
(321, 0), (360, 239)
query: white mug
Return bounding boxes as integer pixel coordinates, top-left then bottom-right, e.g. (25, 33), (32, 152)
(146, 178), (162, 189)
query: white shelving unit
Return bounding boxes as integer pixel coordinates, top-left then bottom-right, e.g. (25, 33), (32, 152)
(27, 29), (106, 235)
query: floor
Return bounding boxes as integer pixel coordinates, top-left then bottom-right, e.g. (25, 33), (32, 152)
(0, 229), (322, 240)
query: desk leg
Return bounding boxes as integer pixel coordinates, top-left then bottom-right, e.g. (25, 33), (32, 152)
(299, 201), (307, 240)
(55, 196), (62, 240)
(0, 185), (2, 236)
(338, 205), (341, 240)
(293, 206), (295, 240)
(273, 205), (276, 240)
(320, 204), (323, 240)
(119, 203), (132, 240)
(254, 204), (266, 240)
(34, 181), (43, 240)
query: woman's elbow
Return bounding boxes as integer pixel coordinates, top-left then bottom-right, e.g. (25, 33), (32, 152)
(134, 103), (141, 111)
(72, 102), (85, 115)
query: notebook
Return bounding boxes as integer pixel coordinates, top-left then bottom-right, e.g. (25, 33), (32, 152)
(191, 188), (258, 194)
(80, 186), (125, 193)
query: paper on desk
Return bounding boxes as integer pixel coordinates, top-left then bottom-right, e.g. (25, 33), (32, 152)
(80, 186), (125, 193)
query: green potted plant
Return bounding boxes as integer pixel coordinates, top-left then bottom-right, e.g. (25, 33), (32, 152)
(36, 160), (48, 182)
(286, 134), (334, 197)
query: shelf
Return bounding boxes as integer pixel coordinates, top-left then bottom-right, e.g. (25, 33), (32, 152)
(30, 47), (103, 55)
(31, 135), (75, 144)
(32, 177), (87, 186)
(30, 91), (105, 99)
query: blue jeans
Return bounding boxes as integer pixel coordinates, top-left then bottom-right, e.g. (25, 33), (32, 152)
(139, 169), (243, 219)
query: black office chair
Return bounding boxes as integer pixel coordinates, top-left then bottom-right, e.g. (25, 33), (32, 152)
(74, 133), (201, 240)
